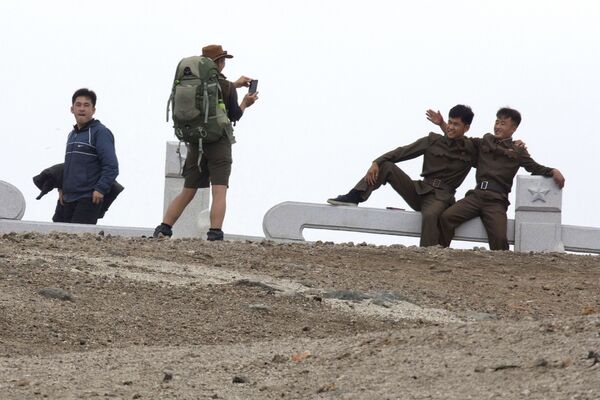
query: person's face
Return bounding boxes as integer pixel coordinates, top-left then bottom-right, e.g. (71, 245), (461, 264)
(446, 117), (470, 139)
(494, 117), (518, 139)
(71, 96), (95, 127)
(216, 58), (226, 72)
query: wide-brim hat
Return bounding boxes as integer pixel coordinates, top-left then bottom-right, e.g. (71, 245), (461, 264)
(202, 44), (234, 61)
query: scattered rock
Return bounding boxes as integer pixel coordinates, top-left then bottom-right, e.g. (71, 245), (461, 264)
(581, 307), (596, 315)
(235, 279), (280, 292)
(291, 351), (311, 362)
(372, 299), (391, 308)
(323, 290), (370, 301)
(317, 382), (336, 393)
(232, 375), (248, 384)
(162, 371), (173, 382)
(38, 288), (74, 301)
(534, 358), (548, 367)
(465, 312), (498, 321)
(587, 350), (600, 366)
(560, 357), (573, 368)
(272, 354), (287, 363)
(248, 304), (271, 312)
(493, 364), (520, 371)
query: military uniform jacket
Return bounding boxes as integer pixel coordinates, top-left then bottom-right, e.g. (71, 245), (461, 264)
(473, 133), (554, 197)
(373, 132), (477, 201)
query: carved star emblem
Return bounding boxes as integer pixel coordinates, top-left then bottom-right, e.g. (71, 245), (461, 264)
(528, 186), (550, 202)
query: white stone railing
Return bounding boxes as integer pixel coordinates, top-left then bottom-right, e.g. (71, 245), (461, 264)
(2, 159), (599, 252)
(263, 176), (600, 254)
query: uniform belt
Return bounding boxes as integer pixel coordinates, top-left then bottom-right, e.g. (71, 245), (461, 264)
(475, 180), (506, 193)
(423, 177), (454, 193)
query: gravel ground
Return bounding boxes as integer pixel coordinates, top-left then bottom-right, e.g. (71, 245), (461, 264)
(1, 232), (599, 399)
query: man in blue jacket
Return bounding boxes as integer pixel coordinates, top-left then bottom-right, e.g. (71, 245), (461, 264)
(60, 88), (119, 224)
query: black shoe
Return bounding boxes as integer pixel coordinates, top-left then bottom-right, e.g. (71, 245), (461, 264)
(153, 223), (173, 238)
(327, 189), (362, 206)
(207, 229), (224, 241)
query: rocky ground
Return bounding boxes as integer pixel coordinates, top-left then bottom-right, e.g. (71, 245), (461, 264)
(1, 232), (599, 399)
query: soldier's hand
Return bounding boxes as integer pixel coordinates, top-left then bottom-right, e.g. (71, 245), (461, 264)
(365, 162), (379, 186)
(426, 109), (443, 126)
(92, 190), (104, 205)
(240, 92), (258, 111)
(58, 190), (64, 206)
(552, 169), (565, 189)
(233, 76), (252, 89)
(514, 139), (527, 149)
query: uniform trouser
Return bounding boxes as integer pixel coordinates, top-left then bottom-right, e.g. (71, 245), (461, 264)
(353, 161), (451, 247)
(439, 190), (509, 250)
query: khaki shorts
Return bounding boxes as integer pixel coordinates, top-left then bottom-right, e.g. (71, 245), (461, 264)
(182, 137), (232, 188)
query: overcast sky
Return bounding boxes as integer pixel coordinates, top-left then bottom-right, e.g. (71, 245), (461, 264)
(1, 0), (599, 246)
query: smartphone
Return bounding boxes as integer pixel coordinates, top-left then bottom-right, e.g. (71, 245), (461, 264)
(248, 79), (258, 93)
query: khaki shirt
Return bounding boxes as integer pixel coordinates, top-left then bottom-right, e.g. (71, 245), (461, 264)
(374, 132), (477, 192)
(473, 133), (554, 195)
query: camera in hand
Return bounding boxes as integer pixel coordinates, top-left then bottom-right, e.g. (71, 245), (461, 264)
(249, 79), (258, 93)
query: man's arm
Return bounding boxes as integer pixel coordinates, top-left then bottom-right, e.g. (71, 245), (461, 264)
(519, 149), (565, 188)
(225, 80), (258, 121)
(373, 134), (433, 165)
(366, 134), (435, 185)
(94, 128), (119, 203)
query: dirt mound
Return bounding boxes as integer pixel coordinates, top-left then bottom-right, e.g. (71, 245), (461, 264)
(1, 233), (599, 399)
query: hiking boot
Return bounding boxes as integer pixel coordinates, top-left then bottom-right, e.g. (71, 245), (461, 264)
(327, 189), (363, 206)
(206, 229), (224, 241)
(153, 223), (173, 238)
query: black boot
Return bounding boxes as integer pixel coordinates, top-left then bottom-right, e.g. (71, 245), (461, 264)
(153, 223), (173, 238)
(326, 189), (363, 206)
(206, 228), (224, 241)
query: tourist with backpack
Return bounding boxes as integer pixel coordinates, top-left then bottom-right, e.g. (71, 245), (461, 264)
(154, 44), (258, 240)
(327, 105), (477, 247)
(60, 88), (119, 224)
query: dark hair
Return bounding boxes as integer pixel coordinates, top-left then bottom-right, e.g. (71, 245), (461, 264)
(448, 104), (474, 125)
(496, 107), (521, 127)
(72, 88), (97, 106)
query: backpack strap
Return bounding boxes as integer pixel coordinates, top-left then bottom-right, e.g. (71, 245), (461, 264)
(166, 59), (184, 122)
(203, 82), (209, 124)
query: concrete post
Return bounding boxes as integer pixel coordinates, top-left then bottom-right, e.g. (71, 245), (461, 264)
(514, 175), (563, 253)
(164, 141), (210, 238)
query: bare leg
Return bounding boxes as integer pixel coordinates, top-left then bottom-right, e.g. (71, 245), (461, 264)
(210, 185), (227, 229)
(162, 188), (197, 226)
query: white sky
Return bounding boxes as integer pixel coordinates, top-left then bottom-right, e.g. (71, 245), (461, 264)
(1, 0), (599, 246)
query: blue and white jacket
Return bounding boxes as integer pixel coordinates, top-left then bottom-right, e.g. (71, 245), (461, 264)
(63, 119), (119, 202)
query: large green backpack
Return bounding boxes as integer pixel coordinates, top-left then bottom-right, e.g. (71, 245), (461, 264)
(166, 56), (233, 146)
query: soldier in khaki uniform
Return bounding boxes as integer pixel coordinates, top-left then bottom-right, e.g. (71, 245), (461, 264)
(429, 107), (565, 250)
(327, 105), (477, 247)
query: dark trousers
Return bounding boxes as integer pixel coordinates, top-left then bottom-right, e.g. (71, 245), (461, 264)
(439, 190), (509, 250)
(54, 197), (103, 225)
(354, 161), (451, 247)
